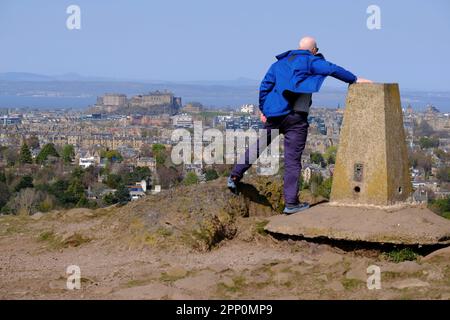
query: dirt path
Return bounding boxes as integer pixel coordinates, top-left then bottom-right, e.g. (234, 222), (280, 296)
(1, 215), (449, 300)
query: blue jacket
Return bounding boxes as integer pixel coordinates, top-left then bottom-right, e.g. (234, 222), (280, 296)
(259, 50), (357, 117)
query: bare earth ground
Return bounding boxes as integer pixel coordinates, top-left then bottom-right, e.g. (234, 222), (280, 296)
(0, 177), (449, 300)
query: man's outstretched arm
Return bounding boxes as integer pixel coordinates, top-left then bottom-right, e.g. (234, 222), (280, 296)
(311, 59), (372, 84)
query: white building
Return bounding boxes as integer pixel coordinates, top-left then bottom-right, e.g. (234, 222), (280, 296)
(240, 104), (256, 114)
(128, 180), (147, 200)
(172, 114), (193, 128)
(79, 156), (96, 169)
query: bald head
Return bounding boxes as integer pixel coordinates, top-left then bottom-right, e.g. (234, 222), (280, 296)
(299, 36), (317, 52)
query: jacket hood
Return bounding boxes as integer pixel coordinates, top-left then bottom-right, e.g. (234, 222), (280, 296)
(275, 49), (311, 60)
(275, 50), (325, 60)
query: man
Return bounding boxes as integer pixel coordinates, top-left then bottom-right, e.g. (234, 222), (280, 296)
(227, 36), (372, 214)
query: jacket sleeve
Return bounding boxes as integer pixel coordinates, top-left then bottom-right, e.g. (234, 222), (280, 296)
(259, 64), (276, 111)
(311, 58), (357, 84)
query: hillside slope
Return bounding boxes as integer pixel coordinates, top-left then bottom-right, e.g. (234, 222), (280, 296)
(0, 177), (449, 299)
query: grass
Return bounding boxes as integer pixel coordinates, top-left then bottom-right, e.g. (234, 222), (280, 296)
(159, 271), (189, 283)
(38, 230), (55, 241)
(441, 212), (450, 219)
(126, 278), (152, 288)
(218, 275), (247, 294)
(384, 248), (418, 263)
(255, 220), (269, 236)
(0, 215), (29, 236)
(63, 233), (91, 247)
(38, 230), (91, 249)
(341, 278), (364, 290)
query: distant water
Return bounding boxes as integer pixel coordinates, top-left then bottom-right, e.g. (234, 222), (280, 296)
(0, 92), (449, 113)
(0, 96), (96, 109)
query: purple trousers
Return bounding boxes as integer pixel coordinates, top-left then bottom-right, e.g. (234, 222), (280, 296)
(231, 111), (309, 205)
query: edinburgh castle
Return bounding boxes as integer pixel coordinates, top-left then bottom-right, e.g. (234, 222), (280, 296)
(93, 90), (182, 115)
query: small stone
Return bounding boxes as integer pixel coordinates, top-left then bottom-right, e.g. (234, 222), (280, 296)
(317, 274), (328, 282)
(273, 272), (291, 285)
(31, 212), (44, 220)
(271, 263), (291, 273)
(221, 276), (235, 288)
(165, 266), (188, 279)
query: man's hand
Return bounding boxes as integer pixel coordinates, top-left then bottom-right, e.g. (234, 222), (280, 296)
(356, 77), (373, 83)
(260, 113), (267, 123)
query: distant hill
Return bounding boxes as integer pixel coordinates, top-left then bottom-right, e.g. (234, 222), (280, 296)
(0, 72), (54, 82)
(0, 72), (116, 82)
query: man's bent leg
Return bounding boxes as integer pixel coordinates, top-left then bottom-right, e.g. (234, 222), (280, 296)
(230, 124), (277, 181)
(282, 113), (309, 205)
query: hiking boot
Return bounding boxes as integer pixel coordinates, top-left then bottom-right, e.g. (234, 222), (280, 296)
(227, 175), (239, 194)
(283, 202), (310, 214)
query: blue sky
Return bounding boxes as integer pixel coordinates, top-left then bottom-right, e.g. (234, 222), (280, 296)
(0, 0), (449, 91)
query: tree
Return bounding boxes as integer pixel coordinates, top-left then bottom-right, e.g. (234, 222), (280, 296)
(429, 196), (450, 218)
(102, 149), (123, 163)
(183, 171), (199, 186)
(434, 148), (450, 161)
(436, 167), (450, 183)
(317, 177), (333, 199)
(124, 166), (151, 185)
(157, 166), (182, 189)
(3, 146), (18, 166)
(105, 173), (122, 189)
(15, 175), (34, 192)
(205, 169), (219, 181)
(310, 152), (325, 167)
(115, 184), (130, 203)
(152, 144), (167, 165)
(82, 165), (99, 187)
(8, 188), (43, 215)
(409, 150), (433, 176)
(102, 184), (130, 205)
(49, 179), (69, 198)
(418, 137), (439, 149)
(140, 143), (152, 157)
(19, 142), (33, 164)
(309, 172), (324, 195)
(0, 181), (11, 209)
(324, 146), (337, 165)
(65, 178), (85, 205)
(62, 144), (75, 164)
(36, 143), (59, 164)
(71, 166), (84, 180)
(26, 135), (40, 149)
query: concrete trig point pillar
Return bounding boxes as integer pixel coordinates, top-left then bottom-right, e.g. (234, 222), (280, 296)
(265, 83), (450, 245)
(330, 83), (412, 206)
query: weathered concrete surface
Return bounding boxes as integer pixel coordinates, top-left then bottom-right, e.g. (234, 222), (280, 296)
(265, 204), (450, 245)
(331, 83), (412, 206)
